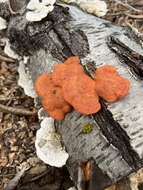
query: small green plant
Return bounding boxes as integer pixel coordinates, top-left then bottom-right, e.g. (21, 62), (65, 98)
(82, 123), (93, 134)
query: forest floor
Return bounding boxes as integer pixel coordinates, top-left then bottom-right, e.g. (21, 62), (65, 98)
(0, 0), (143, 190)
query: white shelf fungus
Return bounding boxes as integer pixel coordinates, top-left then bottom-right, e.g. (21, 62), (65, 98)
(0, 17), (7, 30)
(26, 0), (56, 22)
(0, 0), (8, 2)
(68, 187), (77, 190)
(61, 0), (108, 17)
(35, 117), (69, 167)
(18, 58), (37, 98)
(80, 0), (108, 17)
(4, 39), (20, 59)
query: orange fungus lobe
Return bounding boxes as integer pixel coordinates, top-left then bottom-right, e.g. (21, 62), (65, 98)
(35, 58), (130, 120)
(94, 65), (130, 102)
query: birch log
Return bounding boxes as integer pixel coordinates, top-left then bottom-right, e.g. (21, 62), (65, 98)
(1, 1), (143, 189)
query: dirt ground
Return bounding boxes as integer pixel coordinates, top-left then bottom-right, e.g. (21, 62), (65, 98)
(0, 0), (143, 190)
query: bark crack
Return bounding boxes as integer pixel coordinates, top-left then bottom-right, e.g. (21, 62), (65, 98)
(93, 101), (142, 169)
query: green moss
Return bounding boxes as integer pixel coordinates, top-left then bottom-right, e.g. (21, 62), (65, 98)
(82, 123), (93, 134)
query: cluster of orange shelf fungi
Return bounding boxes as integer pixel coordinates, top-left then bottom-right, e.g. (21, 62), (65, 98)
(35, 56), (130, 120)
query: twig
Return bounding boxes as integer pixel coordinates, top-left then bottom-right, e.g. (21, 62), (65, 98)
(4, 164), (30, 190)
(0, 54), (15, 63)
(0, 103), (37, 116)
(125, 21), (138, 32)
(107, 12), (126, 16)
(125, 20), (143, 39)
(112, 0), (143, 13)
(0, 174), (15, 177)
(0, 96), (27, 102)
(125, 13), (143, 19)
(23, 170), (48, 183)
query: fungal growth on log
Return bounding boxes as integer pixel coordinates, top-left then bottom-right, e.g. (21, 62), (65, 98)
(26, 0), (56, 21)
(35, 117), (69, 167)
(62, 74), (101, 114)
(35, 56), (130, 120)
(0, 16), (7, 30)
(35, 73), (71, 120)
(52, 56), (84, 86)
(61, 0), (108, 17)
(1, 1), (143, 189)
(94, 65), (130, 102)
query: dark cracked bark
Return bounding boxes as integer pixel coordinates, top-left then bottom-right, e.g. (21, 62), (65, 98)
(7, 5), (89, 59)
(1, 1), (143, 190)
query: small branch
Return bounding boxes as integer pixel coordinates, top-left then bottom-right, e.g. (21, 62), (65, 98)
(125, 13), (143, 19)
(0, 54), (15, 63)
(0, 174), (15, 177)
(113, 0), (143, 13)
(24, 170), (48, 183)
(4, 164), (30, 190)
(0, 103), (37, 116)
(108, 12), (126, 16)
(0, 96), (27, 102)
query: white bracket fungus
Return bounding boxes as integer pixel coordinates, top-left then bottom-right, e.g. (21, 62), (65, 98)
(79, 0), (108, 17)
(35, 117), (69, 167)
(18, 57), (37, 98)
(4, 39), (36, 97)
(4, 39), (20, 59)
(61, 0), (108, 17)
(68, 187), (77, 190)
(0, 0), (8, 2)
(38, 108), (48, 120)
(26, 0), (56, 22)
(0, 17), (7, 30)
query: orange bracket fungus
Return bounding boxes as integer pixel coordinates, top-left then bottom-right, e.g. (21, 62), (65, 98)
(94, 65), (130, 102)
(62, 74), (101, 114)
(35, 73), (71, 120)
(35, 73), (53, 97)
(35, 56), (130, 120)
(52, 56), (84, 86)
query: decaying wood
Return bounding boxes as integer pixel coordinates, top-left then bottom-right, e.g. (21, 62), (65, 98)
(1, 1), (143, 189)
(0, 0), (11, 20)
(7, 5), (89, 59)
